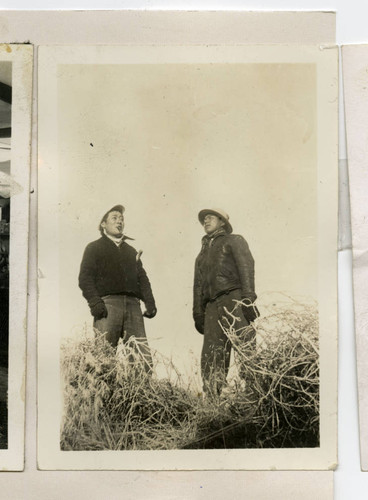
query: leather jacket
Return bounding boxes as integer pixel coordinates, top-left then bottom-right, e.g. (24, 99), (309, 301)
(193, 229), (256, 320)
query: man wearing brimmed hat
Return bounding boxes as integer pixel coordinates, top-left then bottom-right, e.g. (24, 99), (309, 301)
(78, 205), (156, 371)
(193, 208), (258, 395)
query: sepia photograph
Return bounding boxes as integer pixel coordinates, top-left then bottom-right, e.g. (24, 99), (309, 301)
(0, 45), (32, 471)
(0, 60), (12, 450)
(342, 44), (368, 471)
(38, 44), (338, 470)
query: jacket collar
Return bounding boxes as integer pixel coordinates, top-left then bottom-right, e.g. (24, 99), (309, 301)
(201, 228), (227, 246)
(102, 232), (134, 247)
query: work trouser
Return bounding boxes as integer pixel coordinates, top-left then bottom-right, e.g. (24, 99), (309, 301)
(94, 294), (153, 372)
(201, 289), (255, 395)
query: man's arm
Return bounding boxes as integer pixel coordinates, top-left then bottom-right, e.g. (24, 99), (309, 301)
(230, 235), (259, 323)
(193, 257), (205, 334)
(230, 235), (257, 302)
(137, 260), (156, 318)
(78, 243), (107, 319)
(78, 243), (100, 302)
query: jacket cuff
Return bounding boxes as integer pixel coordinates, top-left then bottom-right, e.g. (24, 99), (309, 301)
(242, 293), (257, 303)
(88, 296), (104, 308)
(144, 299), (156, 312)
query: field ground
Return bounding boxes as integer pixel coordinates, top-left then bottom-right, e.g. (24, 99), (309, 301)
(61, 298), (319, 451)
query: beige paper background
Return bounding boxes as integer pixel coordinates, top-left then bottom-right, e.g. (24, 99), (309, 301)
(0, 44), (33, 471)
(342, 44), (368, 471)
(38, 44), (338, 471)
(0, 470), (336, 499)
(0, 10), (336, 45)
(0, 8), (335, 498)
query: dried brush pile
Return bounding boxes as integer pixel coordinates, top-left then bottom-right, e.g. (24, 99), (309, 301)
(222, 296), (319, 448)
(61, 336), (198, 450)
(61, 297), (319, 450)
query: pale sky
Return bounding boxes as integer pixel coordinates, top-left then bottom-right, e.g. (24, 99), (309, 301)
(57, 62), (317, 382)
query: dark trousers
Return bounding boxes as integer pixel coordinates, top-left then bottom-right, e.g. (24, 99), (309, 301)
(201, 289), (254, 395)
(94, 294), (153, 372)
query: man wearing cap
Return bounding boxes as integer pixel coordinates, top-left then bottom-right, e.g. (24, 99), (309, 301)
(193, 208), (258, 395)
(78, 205), (156, 371)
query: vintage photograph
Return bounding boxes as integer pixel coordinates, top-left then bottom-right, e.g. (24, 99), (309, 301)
(343, 44), (368, 471)
(38, 45), (337, 470)
(0, 45), (32, 471)
(0, 61), (12, 450)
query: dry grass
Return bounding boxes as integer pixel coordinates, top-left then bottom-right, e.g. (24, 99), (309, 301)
(61, 297), (319, 450)
(61, 336), (199, 450)
(222, 295), (319, 447)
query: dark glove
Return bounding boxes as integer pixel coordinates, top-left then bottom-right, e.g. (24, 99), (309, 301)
(242, 299), (260, 324)
(143, 307), (157, 319)
(194, 314), (204, 335)
(89, 298), (108, 320)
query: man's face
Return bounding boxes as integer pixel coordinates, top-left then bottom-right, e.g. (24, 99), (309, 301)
(203, 214), (225, 235)
(101, 211), (124, 237)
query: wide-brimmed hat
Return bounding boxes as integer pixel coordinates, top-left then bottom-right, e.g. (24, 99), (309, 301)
(99, 204), (125, 233)
(198, 208), (233, 234)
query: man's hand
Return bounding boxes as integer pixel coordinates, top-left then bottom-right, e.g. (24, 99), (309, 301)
(89, 299), (108, 320)
(242, 298), (260, 324)
(194, 314), (205, 334)
(143, 307), (157, 319)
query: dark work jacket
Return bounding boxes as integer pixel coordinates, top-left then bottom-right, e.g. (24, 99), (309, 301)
(78, 235), (155, 311)
(193, 229), (256, 320)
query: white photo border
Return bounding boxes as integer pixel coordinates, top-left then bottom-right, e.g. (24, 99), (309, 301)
(38, 44), (338, 471)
